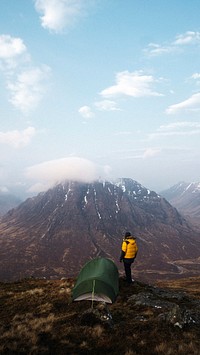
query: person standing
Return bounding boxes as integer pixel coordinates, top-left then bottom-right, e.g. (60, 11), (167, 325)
(120, 231), (138, 284)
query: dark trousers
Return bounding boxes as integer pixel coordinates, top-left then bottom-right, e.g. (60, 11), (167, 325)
(123, 259), (134, 283)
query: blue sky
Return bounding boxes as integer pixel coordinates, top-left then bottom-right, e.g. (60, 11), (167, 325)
(0, 0), (200, 197)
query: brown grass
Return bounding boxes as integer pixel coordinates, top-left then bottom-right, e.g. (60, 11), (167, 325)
(0, 277), (199, 354)
(156, 275), (200, 298)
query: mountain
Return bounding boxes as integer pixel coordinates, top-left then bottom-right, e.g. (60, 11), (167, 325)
(0, 192), (21, 217)
(0, 178), (199, 282)
(160, 182), (200, 221)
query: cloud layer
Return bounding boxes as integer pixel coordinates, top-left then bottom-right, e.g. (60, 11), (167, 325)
(25, 157), (112, 192)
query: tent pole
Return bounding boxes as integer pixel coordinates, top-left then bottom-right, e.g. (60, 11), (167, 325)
(92, 279), (95, 309)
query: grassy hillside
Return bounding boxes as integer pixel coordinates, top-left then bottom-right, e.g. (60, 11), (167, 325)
(0, 277), (200, 354)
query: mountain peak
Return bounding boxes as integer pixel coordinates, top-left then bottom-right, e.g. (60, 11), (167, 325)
(0, 179), (199, 282)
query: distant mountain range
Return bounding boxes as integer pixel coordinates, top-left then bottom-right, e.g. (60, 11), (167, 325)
(0, 178), (199, 282)
(160, 182), (200, 221)
(0, 192), (21, 217)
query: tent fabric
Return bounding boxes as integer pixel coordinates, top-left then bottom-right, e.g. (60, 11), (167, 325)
(72, 257), (119, 304)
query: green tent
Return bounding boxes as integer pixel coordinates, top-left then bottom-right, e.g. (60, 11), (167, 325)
(72, 257), (119, 304)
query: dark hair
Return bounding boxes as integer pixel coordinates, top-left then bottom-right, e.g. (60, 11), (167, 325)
(125, 231), (131, 237)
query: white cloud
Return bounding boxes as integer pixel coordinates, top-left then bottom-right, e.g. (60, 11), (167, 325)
(190, 73), (200, 86)
(27, 182), (53, 193)
(144, 43), (174, 56)
(0, 34), (28, 70)
(0, 34), (26, 59)
(173, 31), (200, 45)
(166, 92), (200, 114)
(95, 100), (121, 111)
(25, 157), (112, 192)
(0, 127), (36, 148)
(111, 147), (161, 160)
(149, 121), (200, 139)
(78, 105), (94, 118)
(191, 73), (200, 80)
(142, 148), (160, 158)
(0, 34), (51, 114)
(79, 100), (121, 119)
(159, 121), (200, 130)
(100, 71), (163, 98)
(145, 31), (200, 56)
(34, 0), (89, 33)
(7, 65), (51, 113)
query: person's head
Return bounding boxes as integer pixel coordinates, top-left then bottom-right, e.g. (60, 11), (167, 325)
(125, 231), (131, 238)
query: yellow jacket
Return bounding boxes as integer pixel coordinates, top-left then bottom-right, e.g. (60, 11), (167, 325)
(121, 237), (138, 259)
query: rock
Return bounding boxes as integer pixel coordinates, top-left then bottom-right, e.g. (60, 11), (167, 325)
(80, 302), (113, 328)
(127, 284), (200, 329)
(159, 304), (200, 328)
(128, 292), (174, 309)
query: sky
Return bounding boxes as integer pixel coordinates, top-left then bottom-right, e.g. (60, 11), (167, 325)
(0, 0), (200, 198)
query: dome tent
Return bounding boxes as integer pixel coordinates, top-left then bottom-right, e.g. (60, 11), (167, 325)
(72, 257), (119, 304)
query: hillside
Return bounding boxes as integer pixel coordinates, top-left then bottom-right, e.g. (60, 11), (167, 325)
(160, 182), (200, 220)
(0, 276), (200, 355)
(0, 179), (199, 282)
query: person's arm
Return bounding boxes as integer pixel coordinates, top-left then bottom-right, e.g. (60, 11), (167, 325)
(120, 250), (125, 262)
(120, 241), (126, 261)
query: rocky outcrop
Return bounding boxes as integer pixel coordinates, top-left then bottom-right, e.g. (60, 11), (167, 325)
(127, 282), (200, 329)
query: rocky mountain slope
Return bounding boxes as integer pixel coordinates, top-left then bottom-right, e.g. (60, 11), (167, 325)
(0, 178), (199, 282)
(0, 276), (200, 354)
(160, 182), (200, 227)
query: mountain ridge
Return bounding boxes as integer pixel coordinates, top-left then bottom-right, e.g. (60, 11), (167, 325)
(0, 178), (199, 282)
(160, 181), (200, 223)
